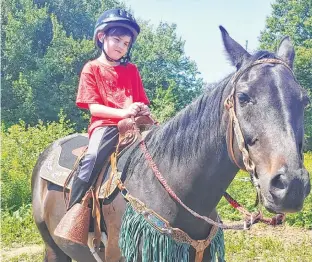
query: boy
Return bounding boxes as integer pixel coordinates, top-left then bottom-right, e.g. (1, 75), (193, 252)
(68, 8), (150, 210)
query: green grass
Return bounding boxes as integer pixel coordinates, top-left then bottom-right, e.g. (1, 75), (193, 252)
(1, 204), (43, 248)
(2, 227), (311, 261)
(224, 228), (312, 261)
(1, 251), (44, 262)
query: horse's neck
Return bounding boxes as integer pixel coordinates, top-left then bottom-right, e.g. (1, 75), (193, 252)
(146, 109), (237, 240)
(140, 85), (240, 238)
(148, 93), (238, 213)
(167, 129), (237, 213)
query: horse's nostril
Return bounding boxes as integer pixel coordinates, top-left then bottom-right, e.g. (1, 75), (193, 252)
(270, 174), (286, 190)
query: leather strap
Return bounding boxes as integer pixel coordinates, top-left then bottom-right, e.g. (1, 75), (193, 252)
(63, 147), (88, 209)
(92, 161), (109, 249)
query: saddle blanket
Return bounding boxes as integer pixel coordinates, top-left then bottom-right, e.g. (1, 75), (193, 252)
(40, 133), (124, 199)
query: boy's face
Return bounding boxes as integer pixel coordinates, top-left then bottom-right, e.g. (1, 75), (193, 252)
(99, 32), (131, 60)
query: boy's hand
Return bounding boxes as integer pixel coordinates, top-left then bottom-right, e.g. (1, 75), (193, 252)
(123, 103), (142, 118)
(137, 103), (150, 116)
(122, 103), (150, 118)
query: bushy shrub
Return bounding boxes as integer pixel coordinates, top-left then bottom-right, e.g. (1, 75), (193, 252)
(1, 204), (42, 247)
(1, 112), (75, 211)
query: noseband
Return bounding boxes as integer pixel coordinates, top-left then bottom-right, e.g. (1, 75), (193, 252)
(224, 58), (294, 185)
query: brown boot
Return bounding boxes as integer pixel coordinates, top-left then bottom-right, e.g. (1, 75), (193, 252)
(54, 178), (92, 246)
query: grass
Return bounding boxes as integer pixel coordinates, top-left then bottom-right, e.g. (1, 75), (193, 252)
(224, 227), (312, 262)
(1, 153), (312, 261)
(2, 226), (311, 261)
(1, 248), (44, 262)
(1, 204), (43, 248)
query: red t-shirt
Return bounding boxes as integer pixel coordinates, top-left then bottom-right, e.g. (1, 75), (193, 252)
(76, 59), (150, 136)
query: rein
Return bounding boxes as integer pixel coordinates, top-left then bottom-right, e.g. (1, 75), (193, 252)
(137, 58), (291, 230)
(139, 135), (284, 230)
(138, 137), (248, 230)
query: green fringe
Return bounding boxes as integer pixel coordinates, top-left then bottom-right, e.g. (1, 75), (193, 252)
(210, 227), (225, 262)
(119, 203), (225, 262)
(119, 203), (189, 262)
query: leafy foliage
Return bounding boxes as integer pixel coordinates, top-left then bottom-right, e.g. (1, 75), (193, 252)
(1, 112), (75, 210)
(150, 85), (177, 123)
(132, 22), (203, 111)
(259, 0), (312, 149)
(1, 204), (42, 247)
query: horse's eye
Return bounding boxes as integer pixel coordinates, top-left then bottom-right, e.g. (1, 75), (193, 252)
(237, 92), (250, 105)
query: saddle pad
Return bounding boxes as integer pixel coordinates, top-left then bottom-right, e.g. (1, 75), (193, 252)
(40, 133), (126, 199)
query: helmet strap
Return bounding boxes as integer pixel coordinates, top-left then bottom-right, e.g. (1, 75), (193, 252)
(120, 45), (132, 65)
(101, 41), (133, 65)
(102, 44), (120, 63)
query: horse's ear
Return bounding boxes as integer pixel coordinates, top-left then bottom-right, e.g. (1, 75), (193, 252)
(219, 25), (251, 70)
(276, 36), (295, 69)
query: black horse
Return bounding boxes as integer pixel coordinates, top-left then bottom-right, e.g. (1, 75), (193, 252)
(32, 27), (311, 261)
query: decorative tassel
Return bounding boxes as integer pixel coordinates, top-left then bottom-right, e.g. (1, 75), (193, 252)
(209, 228), (225, 262)
(119, 203), (225, 262)
(119, 203), (189, 262)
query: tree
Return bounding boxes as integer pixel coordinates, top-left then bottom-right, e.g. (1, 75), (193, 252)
(259, 0), (312, 149)
(132, 21), (203, 112)
(2, 0), (204, 130)
(1, 0), (120, 129)
(150, 84), (177, 123)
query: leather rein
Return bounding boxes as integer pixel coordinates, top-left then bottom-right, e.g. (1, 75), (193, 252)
(139, 58), (293, 230)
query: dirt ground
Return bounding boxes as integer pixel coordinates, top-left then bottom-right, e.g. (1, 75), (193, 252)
(1, 244), (44, 260)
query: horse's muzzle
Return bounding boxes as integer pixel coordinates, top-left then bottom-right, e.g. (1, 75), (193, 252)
(262, 168), (311, 213)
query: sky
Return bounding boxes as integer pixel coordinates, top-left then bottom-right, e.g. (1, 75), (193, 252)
(125, 0), (274, 83)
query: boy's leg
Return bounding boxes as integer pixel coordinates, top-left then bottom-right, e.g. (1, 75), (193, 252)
(68, 126), (119, 210)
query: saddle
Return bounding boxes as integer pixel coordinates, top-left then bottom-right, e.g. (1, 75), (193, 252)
(89, 115), (154, 201)
(117, 115), (154, 147)
(53, 116), (156, 249)
(41, 116), (154, 196)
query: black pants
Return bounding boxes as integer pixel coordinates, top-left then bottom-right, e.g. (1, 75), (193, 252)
(68, 126), (119, 209)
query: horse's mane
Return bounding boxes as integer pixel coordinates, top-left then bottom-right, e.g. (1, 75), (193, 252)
(145, 51), (278, 164)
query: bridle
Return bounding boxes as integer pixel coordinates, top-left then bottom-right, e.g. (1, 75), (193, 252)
(224, 58), (294, 188)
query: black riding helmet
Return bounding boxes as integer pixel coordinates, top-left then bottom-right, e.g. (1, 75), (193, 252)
(93, 9), (140, 63)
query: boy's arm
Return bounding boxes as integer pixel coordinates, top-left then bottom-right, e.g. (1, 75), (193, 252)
(89, 103), (142, 119)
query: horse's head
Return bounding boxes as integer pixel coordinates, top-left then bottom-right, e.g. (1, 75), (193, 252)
(220, 26), (311, 214)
